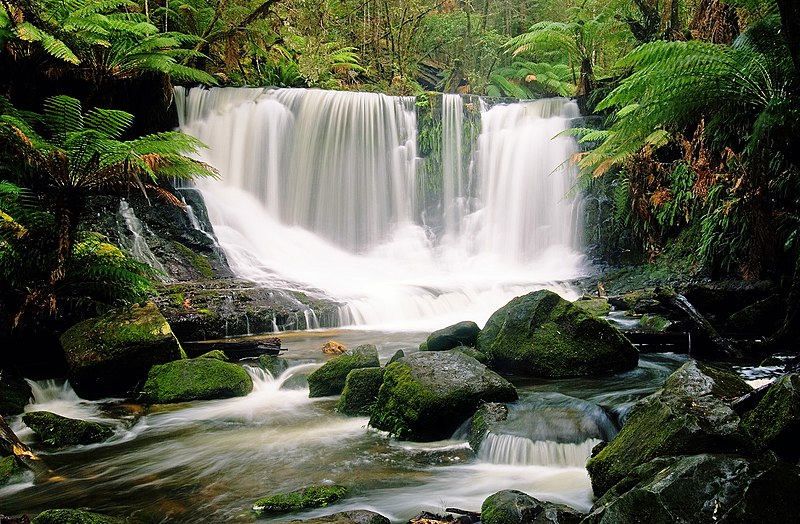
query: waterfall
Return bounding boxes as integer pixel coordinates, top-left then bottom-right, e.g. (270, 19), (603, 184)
(116, 199), (169, 279)
(175, 87), (586, 330)
(479, 433), (599, 468)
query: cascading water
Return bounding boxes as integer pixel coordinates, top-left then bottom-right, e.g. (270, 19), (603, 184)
(175, 87), (586, 330)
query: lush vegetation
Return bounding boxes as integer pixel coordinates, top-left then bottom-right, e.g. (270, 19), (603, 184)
(1, 0), (798, 347)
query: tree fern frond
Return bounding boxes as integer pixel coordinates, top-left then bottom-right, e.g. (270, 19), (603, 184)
(14, 22), (80, 64)
(84, 107), (135, 139)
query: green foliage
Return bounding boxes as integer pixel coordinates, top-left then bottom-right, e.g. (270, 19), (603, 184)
(252, 485), (348, 514)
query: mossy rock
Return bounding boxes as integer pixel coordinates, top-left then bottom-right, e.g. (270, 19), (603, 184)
(252, 485), (348, 514)
(0, 371), (32, 416)
(337, 367), (386, 416)
(425, 321), (481, 352)
(585, 360), (753, 497)
(60, 302), (184, 399)
(22, 411), (113, 448)
(258, 355), (291, 377)
(741, 373), (800, 462)
(573, 296), (611, 317)
(307, 345), (380, 398)
(0, 455), (23, 486)
(638, 314), (672, 332)
(138, 358), (253, 404)
(451, 345), (489, 364)
(468, 402), (509, 452)
(369, 350), (518, 441)
(273, 510), (390, 524)
(32, 509), (122, 524)
(477, 290), (638, 378)
(481, 489), (583, 524)
(583, 454), (800, 524)
(198, 349), (229, 361)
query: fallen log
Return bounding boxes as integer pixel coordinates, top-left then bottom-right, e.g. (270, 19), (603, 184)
(0, 415), (52, 481)
(182, 337), (283, 359)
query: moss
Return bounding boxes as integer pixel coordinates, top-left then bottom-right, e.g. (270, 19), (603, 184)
(573, 296), (612, 317)
(138, 358), (253, 404)
(22, 411), (113, 448)
(0, 456), (22, 485)
(32, 509), (121, 524)
(477, 290), (638, 378)
(307, 345), (380, 398)
(172, 241), (216, 279)
(198, 349), (229, 361)
(258, 355), (290, 377)
(639, 314), (671, 332)
(369, 361), (440, 439)
(468, 403), (508, 452)
(337, 367), (385, 416)
(252, 485), (348, 514)
(452, 345), (489, 364)
(741, 374), (800, 462)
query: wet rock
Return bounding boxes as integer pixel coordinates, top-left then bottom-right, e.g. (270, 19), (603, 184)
(477, 290), (638, 378)
(451, 346), (489, 365)
(426, 321), (481, 352)
(741, 373), (800, 462)
(138, 358), (253, 404)
(726, 294), (784, 336)
(572, 296), (611, 317)
(307, 344), (380, 398)
(252, 485), (348, 514)
(275, 510), (390, 524)
(258, 355), (291, 377)
(388, 350), (405, 365)
(638, 314), (672, 332)
(369, 350), (518, 441)
(31, 509), (121, 524)
(322, 340), (348, 354)
(409, 510), (478, 524)
(468, 402), (509, 452)
(60, 302), (184, 399)
(583, 454), (800, 524)
(22, 411), (113, 448)
(481, 490), (583, 524)
(337, 367), (386, 416)
(0, 372), (31, 416)
(0, 456), (23, 486)
(197, 350), (228, 361)
(586, 360), (753, 497)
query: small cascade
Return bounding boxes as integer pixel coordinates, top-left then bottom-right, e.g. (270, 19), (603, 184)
(116, 200), (169, 279)
(479, 433), (600, 467)
(441, 93), (466, 238)
(304, 309), (320, 330)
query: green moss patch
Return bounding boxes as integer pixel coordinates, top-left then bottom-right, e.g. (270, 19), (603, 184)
(252, 485), (348, 514)
(138, 358), (253, 404)
(22, 411), (113, 448)
(32, 509), (121, 524)
(307, 344), (380, 397)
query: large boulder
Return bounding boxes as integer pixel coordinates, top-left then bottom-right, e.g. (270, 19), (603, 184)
(585, 360), (753, 497)
(307, 344), (380, 398)
(481, 489), (583, 524)
(22, 411), (113, 447)
(426, 321), (481, 352)
(741, 373), (800, 462)
(337, 367), (386, 416)
(252, 485), (348, 515)
(138, 358), (253, 404)
(369, 350), (518, 441)
(477, 290), (638, 378)
(60, 302), (184, 399)
(583, 454), (800, 524)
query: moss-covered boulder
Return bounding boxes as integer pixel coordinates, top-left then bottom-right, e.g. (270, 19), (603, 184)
(481, 489), (583, 524)
(197, 349), (229, 361)
(369, 350), (518, 441)
(451, 345), (489, 364)
(425, 321), (481, 352)
(60, 302), (184, 399)
(307, 345), (380, 398)
(742, 373), (800, 462)
(477, 290), (638, 378)
(468, 402), (509, 452)
(22, 411), (113, 448)
(0, 371), (32, 416)
(252, 485), (348, 514)
(572, 296), (611, 317)
(32, 508), (121, 524)
(585, 360), (753, 497)
(583, 454), (800, 524)
(0, 455), (23, 485)
(138, 358), (253, 404)
(258, 355), (291, 377)
(273, 510), (390, 524)
(337, 367), (386, 416)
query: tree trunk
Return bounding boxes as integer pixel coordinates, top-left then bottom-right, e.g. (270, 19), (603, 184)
(776, 0), (800, 82)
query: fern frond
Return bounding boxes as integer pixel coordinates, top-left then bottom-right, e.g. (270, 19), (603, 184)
(14, 22), (80, 64)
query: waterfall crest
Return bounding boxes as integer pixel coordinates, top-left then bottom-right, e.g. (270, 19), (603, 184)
(175, 87), (587, 330)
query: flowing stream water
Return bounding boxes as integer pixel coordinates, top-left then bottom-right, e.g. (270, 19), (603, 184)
(2, 329), (689, 522)
(2, 88), (640, 520)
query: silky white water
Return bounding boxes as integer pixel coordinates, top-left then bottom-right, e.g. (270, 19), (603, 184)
(174, 87), (586, 331)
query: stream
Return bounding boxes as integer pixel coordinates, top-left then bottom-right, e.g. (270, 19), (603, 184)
(1, 329), (689, 523)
